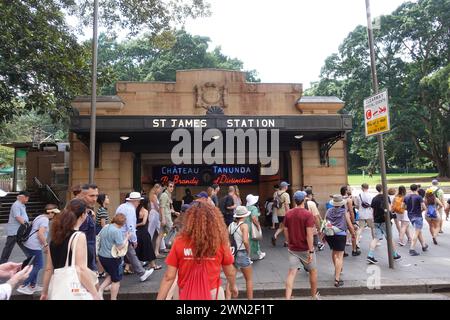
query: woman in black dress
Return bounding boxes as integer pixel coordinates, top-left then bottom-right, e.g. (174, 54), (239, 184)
(135, 196), (161, 270)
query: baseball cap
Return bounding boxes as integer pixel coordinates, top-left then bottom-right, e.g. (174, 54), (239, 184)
(18, 191), (30, 197)
(293, 191), (306, 202)
(196, 191), (208, 199)
(304, 187), (313, 196)
(280, 181), (290, 188)
(432, 179), (439, 186)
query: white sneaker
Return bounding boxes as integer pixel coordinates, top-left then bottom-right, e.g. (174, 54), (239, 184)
(17, 285), (34, 295)
(140, 268), (154, 282)
(312, 292), (321, 300)
(258, 252), (266, 260)
(31, 285), (43, 292)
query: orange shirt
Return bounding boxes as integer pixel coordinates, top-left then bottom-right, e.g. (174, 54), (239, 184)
(166, 236), (234, 290)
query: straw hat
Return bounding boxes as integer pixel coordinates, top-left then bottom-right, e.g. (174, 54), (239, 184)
(331, 194), (346, 207)
(126, 192), (144, 201)
(233, 206), (251, 218)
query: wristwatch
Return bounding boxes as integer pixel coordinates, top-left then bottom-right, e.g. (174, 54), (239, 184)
(309, 250), (315, 254)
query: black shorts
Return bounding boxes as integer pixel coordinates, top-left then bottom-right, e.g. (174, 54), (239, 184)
(278, 216), (285, 224)
(99, 256), (123, 283)
(325, 235), (347, 252)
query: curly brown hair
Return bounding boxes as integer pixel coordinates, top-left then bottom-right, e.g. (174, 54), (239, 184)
(179, 198), (229, 259)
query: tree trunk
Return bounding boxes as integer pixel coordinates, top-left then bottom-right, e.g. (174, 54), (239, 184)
(436, 158), (450, 179)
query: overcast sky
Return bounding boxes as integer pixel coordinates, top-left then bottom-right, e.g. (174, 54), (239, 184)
(184, 0), (409, 88)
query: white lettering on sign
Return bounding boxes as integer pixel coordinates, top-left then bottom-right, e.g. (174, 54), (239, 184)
(226, 119), (276, 128)
(152, 119), (207, 128)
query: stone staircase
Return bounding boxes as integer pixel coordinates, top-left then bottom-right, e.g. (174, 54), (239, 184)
(0, 191), (47, 224)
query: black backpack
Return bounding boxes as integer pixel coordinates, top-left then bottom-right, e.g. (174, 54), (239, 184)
(273, 192), (286, 209)
(16, 221), (36, 244)
(229, 222), (244, 256)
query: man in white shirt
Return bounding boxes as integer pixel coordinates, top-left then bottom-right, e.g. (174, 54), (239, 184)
(354, 183), (375, 246)
(0, 191), (30, 263)
(116, 192), (154, 282)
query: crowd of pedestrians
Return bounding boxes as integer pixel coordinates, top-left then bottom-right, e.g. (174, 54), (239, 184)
(0, 177), (449, 300)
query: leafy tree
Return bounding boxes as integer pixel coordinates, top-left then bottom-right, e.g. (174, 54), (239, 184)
(0, 0), (210, 126)
(63, 0), (210, 36)
(309, 0), (450, 177)
(0, 0), (92, 124)
(98, 30), (260, 94)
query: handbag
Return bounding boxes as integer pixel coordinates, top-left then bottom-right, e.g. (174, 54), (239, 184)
(251, 222), (263, 241)
(321, 220), (342, 236)
(164, 228), (177, 249)
(48, 232), (94, 300)
(111, 241), (129, 258)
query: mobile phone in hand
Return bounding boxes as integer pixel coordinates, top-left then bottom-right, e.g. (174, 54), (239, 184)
(21, 256), (36, 269)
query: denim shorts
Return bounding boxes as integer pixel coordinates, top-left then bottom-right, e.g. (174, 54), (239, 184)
(234, 250), (252, 269)
(409, 216), (423, 230)
(374, 223), (387, 240)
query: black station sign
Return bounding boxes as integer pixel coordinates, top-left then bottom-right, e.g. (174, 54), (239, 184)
(152, 165), (259, 186)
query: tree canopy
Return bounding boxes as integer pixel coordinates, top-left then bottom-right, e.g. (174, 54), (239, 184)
(98, 30), (259, 94)
(308, 0), (450, 177)
(0, 0), (210, 126)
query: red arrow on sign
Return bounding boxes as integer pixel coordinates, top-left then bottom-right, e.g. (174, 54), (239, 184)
(379, 106), (387, 113)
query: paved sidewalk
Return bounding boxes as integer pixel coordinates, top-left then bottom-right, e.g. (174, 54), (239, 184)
(2, 218), (450, 300)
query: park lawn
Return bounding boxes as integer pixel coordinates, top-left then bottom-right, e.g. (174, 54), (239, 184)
(348, 173), (450, 187)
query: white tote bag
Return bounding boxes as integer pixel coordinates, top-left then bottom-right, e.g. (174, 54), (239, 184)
(48, 232), (94, 300)
(251, 223), (263, 241)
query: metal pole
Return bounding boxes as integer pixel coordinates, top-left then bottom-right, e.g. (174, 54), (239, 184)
(365, 0), (394, 268)
(89, 0), (99, 184)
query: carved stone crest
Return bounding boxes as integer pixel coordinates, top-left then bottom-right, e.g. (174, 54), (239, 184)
(195, 82), (228, 108)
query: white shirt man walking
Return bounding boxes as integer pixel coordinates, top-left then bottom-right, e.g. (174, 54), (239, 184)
(0, 191), (30, 263)
(116, 192), (154, 282)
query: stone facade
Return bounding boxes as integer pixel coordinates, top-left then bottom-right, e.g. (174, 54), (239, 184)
(70, 69), (348, 213)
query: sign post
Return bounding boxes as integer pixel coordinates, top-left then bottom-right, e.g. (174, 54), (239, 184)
(365, 0), (394, 269)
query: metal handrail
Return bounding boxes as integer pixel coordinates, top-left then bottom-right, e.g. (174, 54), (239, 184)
(45, 184), (61, 205)
(33, 177), (43, 188)
(33, 176), (61, 205)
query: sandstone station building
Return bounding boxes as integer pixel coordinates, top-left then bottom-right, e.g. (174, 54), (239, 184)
(70, 69), (352, 212)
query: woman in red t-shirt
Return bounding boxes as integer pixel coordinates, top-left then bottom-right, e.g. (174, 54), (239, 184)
(156, 198), (238, 300)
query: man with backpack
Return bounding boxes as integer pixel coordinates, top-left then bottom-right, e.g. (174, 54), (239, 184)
(304, 188), (324, 251)
(354, 183), (375, 249)
(366, 184), (402, 264)
(0, 191), (30, 264)
(272, 181), (291, 246)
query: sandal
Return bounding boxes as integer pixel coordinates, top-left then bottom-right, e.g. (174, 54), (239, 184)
(152, 265), (162, 270)
(155, 254), (167, 259)
(124, 269), (134, 275)
(334, 279), (344, 287)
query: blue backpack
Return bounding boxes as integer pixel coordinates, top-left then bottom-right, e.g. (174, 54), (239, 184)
(426, 204), (437, 219)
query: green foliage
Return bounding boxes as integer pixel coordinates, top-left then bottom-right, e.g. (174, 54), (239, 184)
(98, 30), (260, 94)
(309, 0), (450, 177)
(0, 146), (14, 168)
(63, 0), (210, 36)
(0, 0), (92, 124)
(0, 109), (68, 143)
